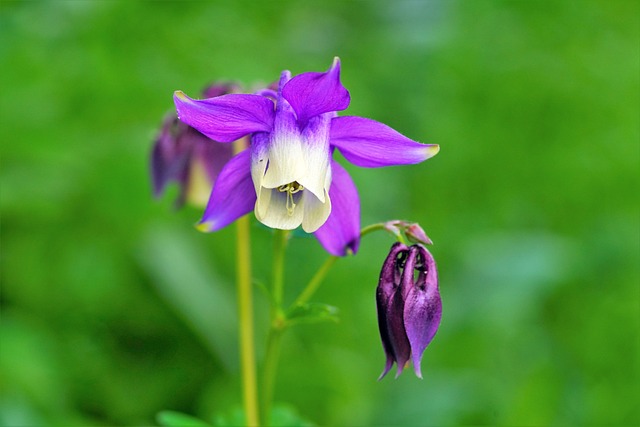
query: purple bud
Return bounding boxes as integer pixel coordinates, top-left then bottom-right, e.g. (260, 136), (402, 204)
(376, 243), (441, 380)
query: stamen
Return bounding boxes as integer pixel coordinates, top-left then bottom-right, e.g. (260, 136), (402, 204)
(277, 181), (305, 216)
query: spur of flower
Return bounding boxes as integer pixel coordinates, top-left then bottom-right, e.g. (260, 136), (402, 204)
(173, 57), (439, 256)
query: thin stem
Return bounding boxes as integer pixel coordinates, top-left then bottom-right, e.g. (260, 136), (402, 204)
(293, 255), (339, 307)
(359, 222), (386, 238)
(360, 222), (407, 244)
(233, 138), (259, 427)
(236, 214), (259, 426)
(272, 229), (290, 311)
(261, 229), (289, 424)
(261, 327), (283, 424)
(293, 222), (404, 308)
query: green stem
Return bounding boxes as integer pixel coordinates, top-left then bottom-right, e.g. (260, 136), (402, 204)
(259, 222), (400, 423)
(233, 137), (259, 426)
(261, 229), (289, 424)
(272, 229), (289, 311)
(236, 214), (259, 427)
(293, 255), (339, 307)
(360, 222), (407, 244)
(261, 326), (283, 424)
(292, 222), (407, 309)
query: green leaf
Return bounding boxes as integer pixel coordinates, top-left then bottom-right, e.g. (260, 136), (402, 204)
(269, 404), (315, 426)
(157, 410), (212, 427)
(285, 303), (339, 326)
(212, 404), (315, 427)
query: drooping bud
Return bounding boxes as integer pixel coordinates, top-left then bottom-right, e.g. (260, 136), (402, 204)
(376, 242), (441, 379)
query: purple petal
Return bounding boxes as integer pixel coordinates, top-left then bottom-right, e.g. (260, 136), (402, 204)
(404, 245), (441, 379)
(330, 116), (439, 168)
(151, 123), (175, 197)
(314, 160), (360, 256)
(174, 91), (275, 143)
(281, 57), (350, 128)
(376, 242), (409, 380)
(197, 149), (256, 231)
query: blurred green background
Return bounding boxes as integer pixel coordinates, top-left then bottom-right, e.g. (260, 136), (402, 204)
(1, 1), (638, 426)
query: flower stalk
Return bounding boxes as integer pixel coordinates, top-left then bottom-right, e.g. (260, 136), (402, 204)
(234, 138), (260, 427)
(293, 255), (339, 307)
(261, 229), (289, 425)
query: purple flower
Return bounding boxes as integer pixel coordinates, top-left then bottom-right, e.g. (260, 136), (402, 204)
(376, 242), (441, 379)
(152, 83), (236, 207)
(173, 58), (439, 256)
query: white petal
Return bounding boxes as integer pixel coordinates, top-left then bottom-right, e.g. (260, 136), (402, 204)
(301, 189), (332, 233)
(254, 184), (272, 219)
(255, 188), (304, 230)
(297, 114), (331, 202)
(251, 145), (269, 195)
(261, 114), (305, 189)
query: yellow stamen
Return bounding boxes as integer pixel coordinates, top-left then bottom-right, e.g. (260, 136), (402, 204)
(277, 181), (304, 216)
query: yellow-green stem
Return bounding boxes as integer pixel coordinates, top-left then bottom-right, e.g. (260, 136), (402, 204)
(272, 230), (290, 311)
(234, 139), (259, 427)
(294, 255), (339, 307)
(261, 326), (283, 424)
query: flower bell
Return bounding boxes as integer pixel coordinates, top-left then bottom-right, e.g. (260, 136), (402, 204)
(151, 83), (236, 207)
(376, 242), (441, 379)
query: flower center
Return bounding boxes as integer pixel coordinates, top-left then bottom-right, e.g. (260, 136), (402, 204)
(277, 181), (304, 216)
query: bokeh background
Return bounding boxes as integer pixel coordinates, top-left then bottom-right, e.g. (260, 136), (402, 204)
(2, 1), (638, 426)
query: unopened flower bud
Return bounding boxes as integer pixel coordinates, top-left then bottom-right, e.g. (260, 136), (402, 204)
(376, 243), (441, 379)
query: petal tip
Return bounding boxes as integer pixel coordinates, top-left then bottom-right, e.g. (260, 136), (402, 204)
(414, 365), (424, 379)
(424, 144), (440, 159)
(195, 222), (213, 233)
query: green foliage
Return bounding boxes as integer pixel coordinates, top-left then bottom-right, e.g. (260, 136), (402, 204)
(158, 411), (212, 427)
(211, 404), (313, 427)
(285, 303), (340, 326)
(1, 1), (638, 426)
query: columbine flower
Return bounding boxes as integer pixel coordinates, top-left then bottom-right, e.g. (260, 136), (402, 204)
(376, 242), (441, 379)
(151, 83), (236, 207)
(173, 58), (439, 256)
